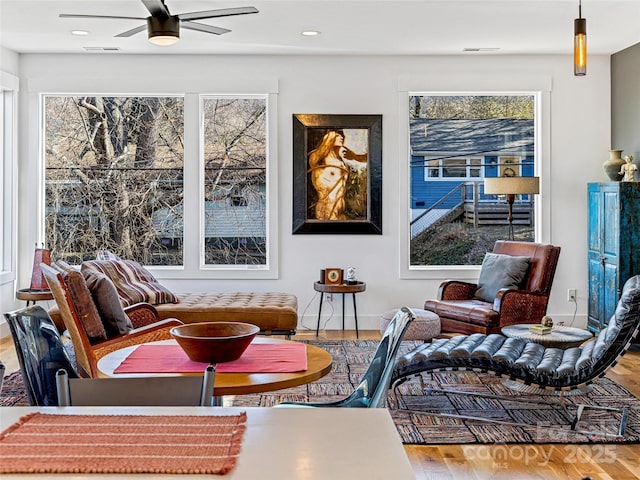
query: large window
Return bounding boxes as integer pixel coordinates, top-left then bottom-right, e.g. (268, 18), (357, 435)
(43, 93), (272, 273)
(409, 94), (537, 266)
(201, 96), (267, 266)
(44, 95), (185, 265)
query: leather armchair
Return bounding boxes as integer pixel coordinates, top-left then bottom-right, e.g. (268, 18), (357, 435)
(425, 241), (561, 334)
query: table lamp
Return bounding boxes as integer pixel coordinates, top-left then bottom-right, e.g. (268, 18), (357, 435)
(483, 176), (540, 240)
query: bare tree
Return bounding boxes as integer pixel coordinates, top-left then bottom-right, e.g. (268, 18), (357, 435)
(45, 95), (184, 264)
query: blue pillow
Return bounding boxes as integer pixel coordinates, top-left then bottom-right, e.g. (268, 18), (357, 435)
(474, 253), (530, 303)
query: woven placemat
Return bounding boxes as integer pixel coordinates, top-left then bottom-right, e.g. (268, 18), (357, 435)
(0, 412), (246, 475)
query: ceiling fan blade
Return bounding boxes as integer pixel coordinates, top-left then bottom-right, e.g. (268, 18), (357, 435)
(141, 0), (171, 17)
(60, 13), (145, 21)
(178, 6), (258, 22)
(182, 21), (230, 36)
(115, 24), (148, 38)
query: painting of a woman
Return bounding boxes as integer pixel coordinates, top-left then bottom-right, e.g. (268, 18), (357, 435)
(307, 129), (368, 220)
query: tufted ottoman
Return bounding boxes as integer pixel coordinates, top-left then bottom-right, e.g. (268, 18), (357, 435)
(380, 308), (440, 341)
(154, 292), (298, 336)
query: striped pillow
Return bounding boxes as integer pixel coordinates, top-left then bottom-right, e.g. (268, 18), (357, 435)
(81, 259), (180, 307)
(96, 250), (122, 261)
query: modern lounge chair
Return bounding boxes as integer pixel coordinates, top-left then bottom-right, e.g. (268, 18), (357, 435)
(391, 275), (640, 438)
(276, 306), (415, 408)
(425, 241), (561, 334)
(4, 305), (80, 406)
(42, 263), (182, 378)
(55, 367), (215, 406)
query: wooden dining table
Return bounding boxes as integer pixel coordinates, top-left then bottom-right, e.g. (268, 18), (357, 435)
(0, 406), (415, 479)
(97, 336), (333, 397)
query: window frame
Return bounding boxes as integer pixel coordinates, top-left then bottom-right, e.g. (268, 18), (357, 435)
(42, 93), (186, 268)
(199, 94), (272, 273)
(34, 78), (278, 281)
(397, 75), (551, 280)
(423, 156), (485, 181)
(0, 71), (18, 286)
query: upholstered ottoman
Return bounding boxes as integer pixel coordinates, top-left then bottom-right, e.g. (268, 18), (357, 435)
(155, 292), (298, 336)
(380, 308), (440, 341)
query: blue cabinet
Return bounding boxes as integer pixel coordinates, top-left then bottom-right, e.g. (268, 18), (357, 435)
(587, 182), (640, 333)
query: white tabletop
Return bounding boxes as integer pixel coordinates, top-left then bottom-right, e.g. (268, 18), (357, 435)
(0, 406), (414, 479)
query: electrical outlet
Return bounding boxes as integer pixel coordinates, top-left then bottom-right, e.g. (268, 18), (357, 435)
(567, 288), (577, 302)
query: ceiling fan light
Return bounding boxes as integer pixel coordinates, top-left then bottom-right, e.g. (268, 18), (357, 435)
(149, 34), (179, 46)
(147, 15), (180, 46)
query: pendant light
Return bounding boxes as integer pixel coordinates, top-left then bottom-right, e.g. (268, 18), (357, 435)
(574, 0), (587, 76)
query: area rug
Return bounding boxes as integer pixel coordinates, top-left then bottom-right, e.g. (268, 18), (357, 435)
(3, 339), (640, 445)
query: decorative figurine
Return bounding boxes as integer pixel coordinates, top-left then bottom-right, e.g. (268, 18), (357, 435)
(541, 315), (554, 328)
(619, 155), (636, 182)
(345, 266), (358, 285)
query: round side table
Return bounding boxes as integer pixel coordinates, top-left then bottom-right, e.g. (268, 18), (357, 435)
(501, 324), (593, 349)
(16, 288), (54, 306)
(314, 281), (366, 338)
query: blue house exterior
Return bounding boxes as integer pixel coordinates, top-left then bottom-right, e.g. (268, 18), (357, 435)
(410, 118), (535, 210)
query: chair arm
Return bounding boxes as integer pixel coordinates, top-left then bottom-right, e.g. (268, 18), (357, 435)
(493, 289), (550, 325)
(124, 302), (160, 328)
(438, 280), (478, 300)
(93, 318), (183, 360)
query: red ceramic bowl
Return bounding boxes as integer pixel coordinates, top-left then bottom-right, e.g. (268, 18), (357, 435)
(170, 322), (260, 364)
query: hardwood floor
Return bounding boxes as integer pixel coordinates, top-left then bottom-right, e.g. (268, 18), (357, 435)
(2, 329), (639, 479)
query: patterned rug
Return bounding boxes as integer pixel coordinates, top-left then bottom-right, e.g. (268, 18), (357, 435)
(3, 339), (640, 444)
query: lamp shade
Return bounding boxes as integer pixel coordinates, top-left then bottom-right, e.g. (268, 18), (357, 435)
(484, 176), (540, 195)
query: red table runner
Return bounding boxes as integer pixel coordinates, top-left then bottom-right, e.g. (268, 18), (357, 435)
(0, 412), (246, 475)
(114, 342), (308, 374)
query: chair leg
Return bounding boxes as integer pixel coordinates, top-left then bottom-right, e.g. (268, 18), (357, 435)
(392, 374), (629, 440)
(201, 364), (216, 406)
(570, 403), (630, 438)
(55, 369), (71, 406)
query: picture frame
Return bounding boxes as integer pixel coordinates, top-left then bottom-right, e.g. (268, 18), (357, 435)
(292, 114), (382, 234)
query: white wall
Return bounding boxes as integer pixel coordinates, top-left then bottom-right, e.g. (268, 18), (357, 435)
(0, 48), (21, 337)
(7, 52), (612, 333)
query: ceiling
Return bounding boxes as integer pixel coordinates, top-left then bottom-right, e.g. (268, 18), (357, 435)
(1, 0), (639, 56)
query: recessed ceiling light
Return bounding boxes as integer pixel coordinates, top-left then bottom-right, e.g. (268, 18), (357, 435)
(463, 47), (500, 52)
(71, 30), (90, 36)
(82, 46), (120, 52)
(301, 30), (321, 36)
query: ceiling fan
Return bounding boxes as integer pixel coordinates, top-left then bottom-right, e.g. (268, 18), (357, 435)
(60, 0), (259, 46)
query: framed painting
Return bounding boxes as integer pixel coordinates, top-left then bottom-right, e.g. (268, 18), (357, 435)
(292, 114), (382, 234)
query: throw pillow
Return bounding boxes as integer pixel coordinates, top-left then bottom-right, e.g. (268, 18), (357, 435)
(52, 260), (75, 273)
(96, 250), (122, 261)
(83, 268), (133, 337)
(474, 253), (530, 303)
(62, 270), (108, 343)
(81, 259), (180, 307)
